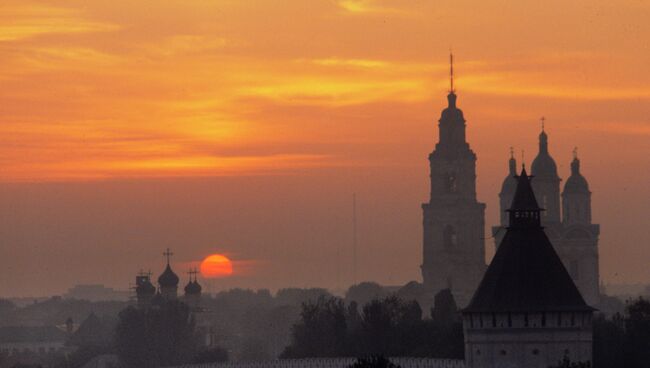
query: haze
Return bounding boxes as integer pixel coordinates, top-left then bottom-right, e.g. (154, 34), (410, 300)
(1, 0), (649, 297)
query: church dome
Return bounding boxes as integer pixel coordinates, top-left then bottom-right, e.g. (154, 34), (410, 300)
(158, 264), (179, 287)
(563, 157), (590, 193)
(500, 155), (518, 195)
(531, 154), (558, 176)
(136, 279), (156, 296)
(439, 92), (466, 122)
(184, 280), (202, 295)
(531, 130), (558, 177)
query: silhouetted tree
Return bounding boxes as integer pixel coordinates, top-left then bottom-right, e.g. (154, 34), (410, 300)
(115, 301), (198, 368)
(281, 296), (347, 358)
(356, 296), (422, 356)
(346, 282), (387, 307)
(592, 314), (624, 368)
(348, 355), (401, 368)
(431, 289), (458, 324)
(623, 297), (650, 368)
(276, 288), (331, 306)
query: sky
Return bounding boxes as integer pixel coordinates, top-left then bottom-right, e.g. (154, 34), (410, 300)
(0, 0), (649, 297)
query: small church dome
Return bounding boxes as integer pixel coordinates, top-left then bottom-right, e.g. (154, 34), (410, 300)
(136, 279), (156, 296)
(564, 174), (589, 193)
(158, 264), (179, 287)
(184, 280), (202, 295)
(501, 174), (517, 194)
(563, 156), (590, 193)
(531, 130), (558, 177)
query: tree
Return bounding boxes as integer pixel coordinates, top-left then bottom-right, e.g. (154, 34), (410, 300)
(592, 314), (624, 368)
(346, 283), (387, 307)
(431, 289), (458, 324)
(356, 296), (422, 356)
(280, 296), (347, 358)
(623, 297), (650, 368)
(115, 301), (198, 368)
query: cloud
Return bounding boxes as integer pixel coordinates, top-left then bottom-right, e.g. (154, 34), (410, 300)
(0, 3), (120, 42)
(337, 0), (406, 15)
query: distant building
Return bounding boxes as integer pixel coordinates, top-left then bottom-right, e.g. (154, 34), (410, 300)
(464, 168), (594, 368)
(492, 128), (600, 306)
(64, 284), (129, 302)
(67, 312), (115, 349)
(0, 325), (68, 356)
(421, 56), (486, 307)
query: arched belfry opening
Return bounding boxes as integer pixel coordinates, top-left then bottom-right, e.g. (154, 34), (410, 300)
(443, 225), (458, 248)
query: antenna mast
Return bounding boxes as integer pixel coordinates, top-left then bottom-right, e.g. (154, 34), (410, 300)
(352, 193), (358, 286)
(449, 51), (455, 93)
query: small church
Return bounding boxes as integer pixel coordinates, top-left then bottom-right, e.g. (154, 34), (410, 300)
(134, 249), (203, 310)
(463, 168), (594, 368)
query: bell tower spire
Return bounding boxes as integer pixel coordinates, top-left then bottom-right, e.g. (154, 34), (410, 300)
(449, 51), (455, 94)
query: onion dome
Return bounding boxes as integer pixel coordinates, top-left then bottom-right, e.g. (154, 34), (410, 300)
(158, 264), (179, 288)
(531, 129), (558, 177)
(563, 155), (590, 194)
(440, 92), (465, 121)
(136, 278), (156, 296)
(184, 280), (202, 295)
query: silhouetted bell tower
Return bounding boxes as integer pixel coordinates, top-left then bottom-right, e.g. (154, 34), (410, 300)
(421, 54), (486, 307)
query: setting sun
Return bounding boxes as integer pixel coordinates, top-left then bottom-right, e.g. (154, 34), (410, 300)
(200, 254), (234, 278)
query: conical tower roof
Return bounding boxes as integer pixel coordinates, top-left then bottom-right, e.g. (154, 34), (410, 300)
(464, 168), (593, 313)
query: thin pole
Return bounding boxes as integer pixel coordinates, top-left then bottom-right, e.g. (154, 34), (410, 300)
(352, 193), (358, 285)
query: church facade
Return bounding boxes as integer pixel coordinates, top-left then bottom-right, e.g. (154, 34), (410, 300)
(492, 129), (600, 306)
(421, 86), (486, 308)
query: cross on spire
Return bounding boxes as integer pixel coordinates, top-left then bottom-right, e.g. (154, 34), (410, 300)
(163, 248), (174, 265)
(521, 149), (526, 169)
(510, 146), (514, 159)
(187, 268), (199, 282)
(573, 146), (578, 159)
(541, 116), (546, 131)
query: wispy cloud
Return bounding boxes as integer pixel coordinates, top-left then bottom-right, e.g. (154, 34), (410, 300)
(0, 3), (120, 41)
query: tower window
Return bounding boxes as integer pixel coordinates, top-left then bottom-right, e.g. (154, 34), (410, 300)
(443, 225), (458, 248)
(445, 173), (458, 193)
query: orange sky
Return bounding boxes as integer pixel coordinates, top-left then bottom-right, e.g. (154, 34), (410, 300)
(0, 0), (649, 296)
